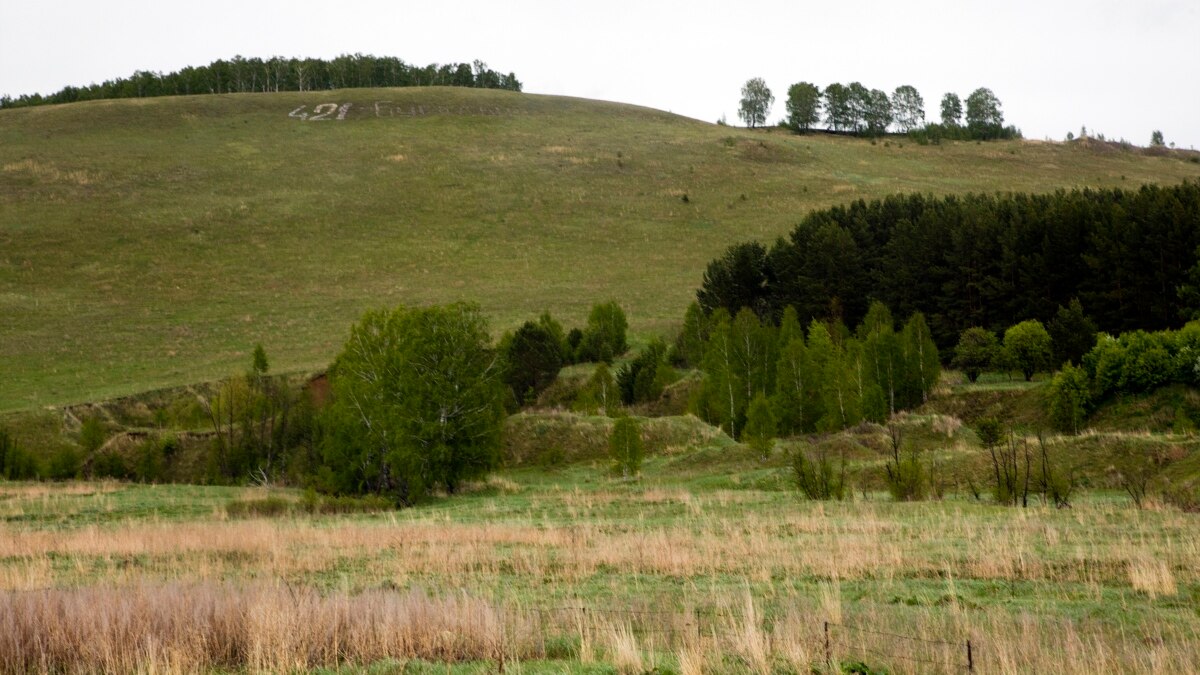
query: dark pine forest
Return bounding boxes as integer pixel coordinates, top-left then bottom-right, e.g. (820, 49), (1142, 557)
(697, 181), (1200, 348)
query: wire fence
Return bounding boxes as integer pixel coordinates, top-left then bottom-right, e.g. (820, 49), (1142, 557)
(827, 621), (975, 672)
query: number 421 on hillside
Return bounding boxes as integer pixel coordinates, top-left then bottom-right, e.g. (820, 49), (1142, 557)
(288, 103), (352, 121)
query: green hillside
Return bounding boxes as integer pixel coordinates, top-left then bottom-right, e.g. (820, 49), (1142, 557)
(3, 87), (1199, 412)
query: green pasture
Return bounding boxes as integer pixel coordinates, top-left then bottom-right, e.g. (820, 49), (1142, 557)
(3, 88), (1199, 412)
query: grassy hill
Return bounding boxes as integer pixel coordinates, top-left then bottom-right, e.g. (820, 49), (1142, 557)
(3, 87), (1199, 412)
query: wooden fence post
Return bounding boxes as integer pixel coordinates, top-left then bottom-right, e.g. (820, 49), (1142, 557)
(967, 638), (974, 673)
(824, 621), (831, 666)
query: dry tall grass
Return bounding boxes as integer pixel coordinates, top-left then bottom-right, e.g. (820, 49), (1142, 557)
(0, 583), (519, 673)
(2, 483), (1199, 673)
(2, 582), (1199, 674)
(1, 498), (1193, 593)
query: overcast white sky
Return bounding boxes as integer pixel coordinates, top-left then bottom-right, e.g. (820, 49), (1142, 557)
(2, 0), (1198, 147)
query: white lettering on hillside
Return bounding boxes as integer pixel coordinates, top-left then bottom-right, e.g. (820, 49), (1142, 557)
(288, 102), (531, 121)
(287, 103), (353, 121)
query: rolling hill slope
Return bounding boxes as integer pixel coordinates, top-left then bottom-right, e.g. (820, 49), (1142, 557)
(2, 87), (1199, 412)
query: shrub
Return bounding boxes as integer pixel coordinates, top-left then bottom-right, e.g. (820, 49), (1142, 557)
(1085, 328), (1189, 398)
(91, 450), (131, 480)
(0, 428), (39, 480)
(1047, 363), (1091, 434)
(576, 301), (628, 363)
(883, 423), (926, 501)
(134, 436), (168, 483)
(0, 427), (13, 476)
(791, 446), (845, 500)
(46, 446), (82, 481)
(884, 448), (926, 501)
(303, 490), (394, 514)
(1162, 479), (1200, 512)
(226, 496), (293, 518)
(79, 417), (108, 454)
(1033, 434), (1074, 508)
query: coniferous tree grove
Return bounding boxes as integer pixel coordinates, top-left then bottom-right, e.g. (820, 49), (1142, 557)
(697, 181), (1200, 351)
(0, 55), (522, 109)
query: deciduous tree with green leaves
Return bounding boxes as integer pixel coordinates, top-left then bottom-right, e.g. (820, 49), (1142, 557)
(738, 77), (774, 128)
(823, 83), (854, 132)
(901, 312), (941, 404)
(785, 81), (822, 132)
(698, 309), (744, 438)
(577, 301), (628, 363)
(1048, 363), (1091, 434)
(575, 362), (619, 416)
(965, 87), (1004, 138)
(940, 92), (962, 127)
(891, 85), (925, 132)
(864, 88), (893, 136)
(847, 82), (871, 133)
(609, 416), (644, 478)
(952, 327), (1000, 383)
(743, 393), (777, 459)
(1004, 320), (1053, 381)
(772, 332), (814, 435)
(322, 303), (505, 503)
(673, 301), (709, 368)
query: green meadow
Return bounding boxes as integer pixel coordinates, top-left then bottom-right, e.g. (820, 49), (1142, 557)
(2, 418), (1198, 673)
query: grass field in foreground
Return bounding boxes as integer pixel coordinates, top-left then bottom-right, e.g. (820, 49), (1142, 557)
(3, 88), (1200, 412)
(2, 452), (1197, 673)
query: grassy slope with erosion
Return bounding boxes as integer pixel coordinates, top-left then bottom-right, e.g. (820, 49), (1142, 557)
(3, 87), (1199, 412)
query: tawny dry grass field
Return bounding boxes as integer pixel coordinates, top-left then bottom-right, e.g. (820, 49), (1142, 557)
(3, 88), (1199, 412)
(2, 463), (1197, 673)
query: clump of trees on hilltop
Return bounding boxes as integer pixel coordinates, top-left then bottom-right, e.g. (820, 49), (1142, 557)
(0, 55), (522, 109)
(695, 181), (1200, 350)
(740, 77), (1019, 140)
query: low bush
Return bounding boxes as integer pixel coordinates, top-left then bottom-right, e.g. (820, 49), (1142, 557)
(45, 446), (82, 480)
(1162, 479), (1200, 512)
(0, 428), (39, 480)
(90, 450), (132, 480)
(226, 491), (395, 518)
(791, 446), (845, 500)
(226, 496), (292, 518)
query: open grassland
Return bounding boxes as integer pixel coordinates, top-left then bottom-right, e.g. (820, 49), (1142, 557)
(3, 88), (1200, 412)
(2, 459), (1198, 674)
